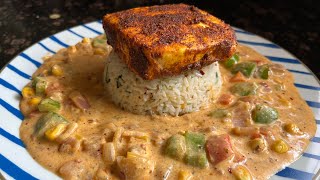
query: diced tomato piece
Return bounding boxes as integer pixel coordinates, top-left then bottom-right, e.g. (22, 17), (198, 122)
(218, 94), (234, 106)
(206, 134), (234, 165)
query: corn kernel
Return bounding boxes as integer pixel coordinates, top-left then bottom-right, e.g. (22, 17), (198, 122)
(42, 69), (49, 76)
(45, 124), (67, 141)
(272, 139), (289, 154)
(249, 138), (266, 153)
(82, 37), (91, 44)
(279, 98), (291, 107)
(28, 96), (42, 106)
(276, 94), (291, 107)
(127, 152), (136, 158)
(284, 123), (303, 135)
(178, 170), (192, 180)
(74, 134), (83, 140)
(94, 48), (106, 55)
(127, 152), (145, 159)
(232, 127), (259, 136)
(51, 65), (63, 76)
(232, 165), (252, 180)
(68, 46), (77, 54)
(22, 87), (35, 98)
(138, 135), (150, 142)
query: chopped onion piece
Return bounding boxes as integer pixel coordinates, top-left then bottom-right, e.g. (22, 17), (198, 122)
(69, 91), (90, 110)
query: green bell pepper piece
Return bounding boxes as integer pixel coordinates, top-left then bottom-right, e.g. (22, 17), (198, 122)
(164, 134), (187, 160)
(258, 64), (270, 79)
(184, 152), (208, 168)
(252, 105), (278, 124)
(184, 132), (208, 168)
(185, 132), (205, 150)
(231, 62), (257, 77)
(208, 109), (230, 118)
(230, 82), (257, 96)
(224, 54), (240, 68)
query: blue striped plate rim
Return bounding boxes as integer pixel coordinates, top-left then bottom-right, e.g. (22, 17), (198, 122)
(0, 21), (319, 180)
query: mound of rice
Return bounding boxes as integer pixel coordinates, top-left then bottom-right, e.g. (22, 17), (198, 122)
(104, 52), (222, 116)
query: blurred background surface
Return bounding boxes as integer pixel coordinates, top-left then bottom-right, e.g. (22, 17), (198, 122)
(1, 0), (319, 78)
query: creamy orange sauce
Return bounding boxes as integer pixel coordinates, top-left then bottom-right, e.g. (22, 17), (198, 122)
(19, 36), (316, 180)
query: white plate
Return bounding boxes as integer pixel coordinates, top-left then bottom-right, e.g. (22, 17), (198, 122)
(0, 21), (319, 180)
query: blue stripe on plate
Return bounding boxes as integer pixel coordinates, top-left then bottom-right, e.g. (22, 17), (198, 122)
(306, 101), (320, 108)
(234, 29), (254, 35)
(276, 167), (314, 179)
(67, 29), (84, 39)
(303, 153), (320, 160)
(20, 53), (42, 68)
(0, 154), (37, 180)
(311, 137), (320, 143)
(294, 83), (320, 91)
(238, 40), (279, 48)
(316, 119), (320, 124)
(303, 153), (320, 161)
(0, 98), (23, 120)
(288, 69), (312, 75)
(0, 128), (25, 148)
(49, 36), (69, 47)
(7, 64), (31, 79)
(266, 56), (300, 64)
(0, 78), (21, 94)
(38, 42), (56, 54)
(82, 24), (103, 35)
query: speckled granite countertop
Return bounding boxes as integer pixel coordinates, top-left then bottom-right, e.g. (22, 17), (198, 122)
(1, 0), (319, 79)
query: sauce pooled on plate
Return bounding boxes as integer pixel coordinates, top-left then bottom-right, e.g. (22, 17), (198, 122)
(20, 35), (316, 180)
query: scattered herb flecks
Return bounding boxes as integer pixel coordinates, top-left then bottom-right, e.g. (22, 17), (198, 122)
(116, 75), (123, 88)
